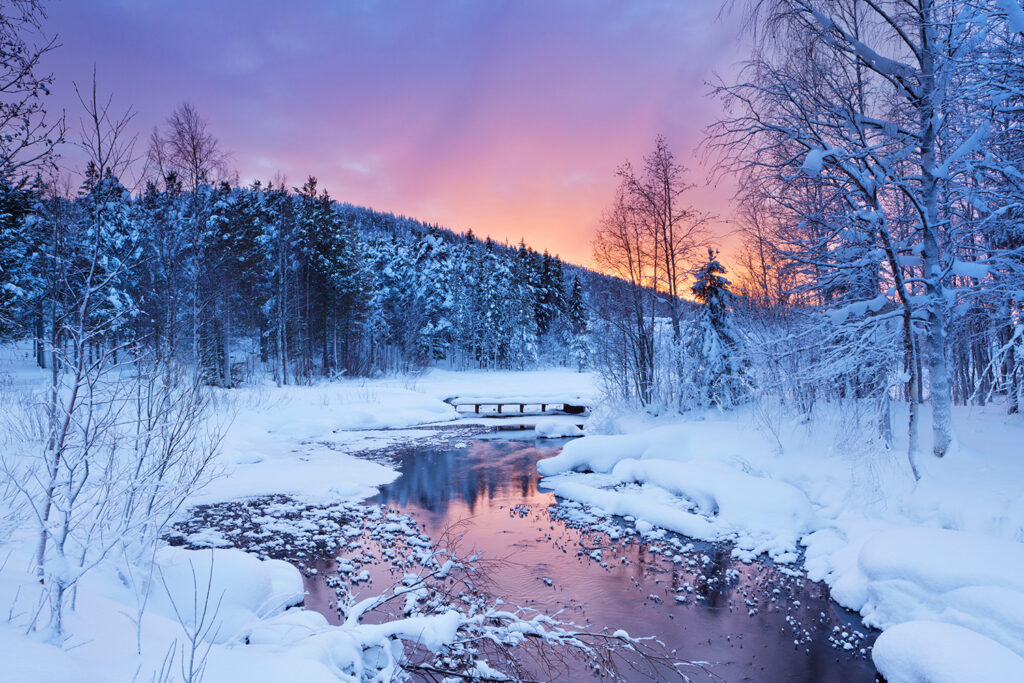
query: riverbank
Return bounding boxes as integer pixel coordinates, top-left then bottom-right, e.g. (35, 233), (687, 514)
(2, 344), (1022, 681)
(0, 353), (602, 682)
(538, 401), (1024, 680)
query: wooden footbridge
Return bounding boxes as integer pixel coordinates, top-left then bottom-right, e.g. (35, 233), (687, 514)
(444, 395), (590, 416)
(443, 394), (592, 433)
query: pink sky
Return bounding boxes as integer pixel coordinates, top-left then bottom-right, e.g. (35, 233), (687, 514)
(46, 1), (744, 267)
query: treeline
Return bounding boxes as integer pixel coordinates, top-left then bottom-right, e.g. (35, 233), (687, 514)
(0, 172), (592, 385)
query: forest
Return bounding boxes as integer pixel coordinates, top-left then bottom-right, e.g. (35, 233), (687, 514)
(0, 136), (593, 384)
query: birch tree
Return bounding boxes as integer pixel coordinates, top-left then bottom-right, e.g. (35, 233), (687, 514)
(713, 0), (1006, 462)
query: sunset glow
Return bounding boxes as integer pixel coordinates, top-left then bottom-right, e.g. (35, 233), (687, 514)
(47, 0), (742, 266)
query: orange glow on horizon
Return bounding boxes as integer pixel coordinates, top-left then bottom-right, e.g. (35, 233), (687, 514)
(47, 0), (748, 273)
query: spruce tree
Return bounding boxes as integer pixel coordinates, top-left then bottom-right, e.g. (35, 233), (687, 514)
(690, 248), (744, 407)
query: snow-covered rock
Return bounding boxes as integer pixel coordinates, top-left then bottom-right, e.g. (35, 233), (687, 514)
(534, 419), (583, 439)
(856, 528), (1024, 657)
(872, 621), (1024, 683)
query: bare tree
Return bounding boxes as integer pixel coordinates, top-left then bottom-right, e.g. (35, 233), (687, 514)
(0, 0), (63, 181)
(593, 190), (657, 405)
(147, 103), (227, 193)
(592, 136), (709, 408)
(618, 135), (710, 342)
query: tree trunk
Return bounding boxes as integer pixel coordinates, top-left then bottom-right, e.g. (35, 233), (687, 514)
(919, 5), (954, 458)
(905, 311), (921, 480)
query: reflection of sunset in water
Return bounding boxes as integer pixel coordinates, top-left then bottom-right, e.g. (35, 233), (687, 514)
(307, 440), (876, 681)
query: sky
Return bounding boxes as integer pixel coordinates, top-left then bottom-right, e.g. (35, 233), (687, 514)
(44, 0), (745, 267)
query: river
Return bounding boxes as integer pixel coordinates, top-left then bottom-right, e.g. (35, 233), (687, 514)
(301, 435), (879, 682)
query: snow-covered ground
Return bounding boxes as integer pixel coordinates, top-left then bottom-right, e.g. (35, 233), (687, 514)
(536, 402), (1024, 681)
(7, 339), (1023, 681)
(202, 366), (597, 502)
(0, 347), (600, 682)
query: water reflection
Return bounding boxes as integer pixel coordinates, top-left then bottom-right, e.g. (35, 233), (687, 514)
(372, 439), (562, 512)
(354, 439), (878, 682)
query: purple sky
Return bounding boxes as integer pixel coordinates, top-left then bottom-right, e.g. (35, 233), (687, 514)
(45, 0), (743, 266)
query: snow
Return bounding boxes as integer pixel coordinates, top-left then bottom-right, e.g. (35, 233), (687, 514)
(856, 528), (1024, 657)
(198, 384), (456, 502)
(0, 624), (79, 683)
(872, 621), (1024, 683)
(389, 367), (598, 406)
(6, 338), (1023, 680)
(199, 369), (595, 502)
(0, 351), (605, 683)
(150, 547), (305, 644)
(537, 402), (1024, 678)
(0, 546), (358, 683)
(446, 393), (592, 405)
(534, 418), (584, 438)
(996, 0), (1024, 34)
(802, 147), (827, 175)
(951, 259), (990, 279)
(825, 294), (890, 323)
(539, 429), (815, 560)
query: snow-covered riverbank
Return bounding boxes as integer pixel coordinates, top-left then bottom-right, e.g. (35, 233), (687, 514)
(537, 403), (1024, 681)
(0, 353), (600, 682)
(3, 343), (1022, 681)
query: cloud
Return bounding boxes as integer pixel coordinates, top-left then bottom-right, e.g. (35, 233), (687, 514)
(44, 0), (741, 266)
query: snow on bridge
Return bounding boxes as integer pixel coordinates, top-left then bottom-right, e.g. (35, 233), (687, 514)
(443, 394), (592, 416)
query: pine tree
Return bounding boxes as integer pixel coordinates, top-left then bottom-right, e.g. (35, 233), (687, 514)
(690, 248), (744, 408)
(565, 274), (588, 371)
(414, 233), (454, 362)
(0, 179), (36, 339)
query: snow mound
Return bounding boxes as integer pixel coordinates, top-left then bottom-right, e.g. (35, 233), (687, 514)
(872, 621), (1024, 683)
(857, 528), (1024, 657)
(614, 459), (814, 550)
(534, 419), (583, 439)
(152, 547), (304, 645)
(540, 455), (815, 560)
(536, 430), (658, 474)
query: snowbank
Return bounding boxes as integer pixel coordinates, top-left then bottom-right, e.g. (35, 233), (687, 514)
(538, 424), (814, 559)
(0, 544), (483, 683)
(203, 370), (598, 502)
(534, 419), (584, 438)
(537, 403), (1024, 675)
(204, 384), (457, 502)
(205, 372), (597, 502)
(537, 430), (656, 474)
(872, 621), (1024, 683)
(854, 528), (1024, 657)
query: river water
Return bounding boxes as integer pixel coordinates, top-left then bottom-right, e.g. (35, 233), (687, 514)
(304, 436), (879, 682)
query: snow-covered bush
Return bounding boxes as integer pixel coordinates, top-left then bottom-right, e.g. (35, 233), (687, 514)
(0, 357), (222, 641)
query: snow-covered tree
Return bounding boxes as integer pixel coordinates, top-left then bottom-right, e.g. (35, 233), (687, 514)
(689, 249), (745, 408)
(710, 0), (1022, 466)
(565, 274), (589, 371)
